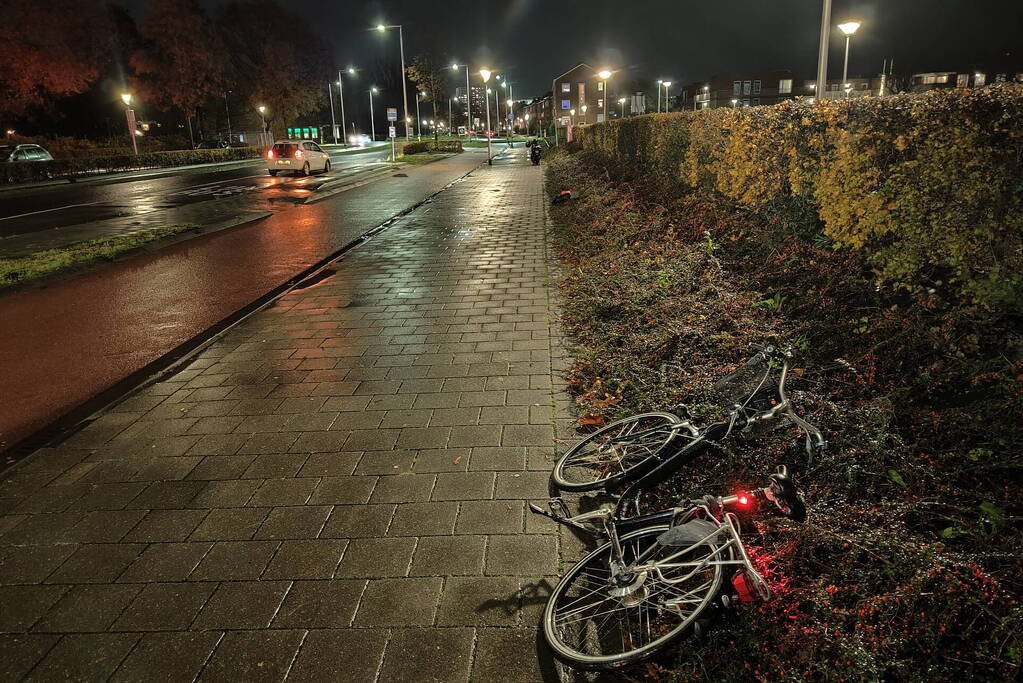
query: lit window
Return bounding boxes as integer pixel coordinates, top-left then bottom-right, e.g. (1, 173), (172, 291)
(733, 80), (741, 95)
(561, 82), (570, 92)
(957, 73), (969, 87)
(753, 80), (761, 94)
(779, 79), (792, 94)
(597, 81), (604, 91)
(974, 73), (986, 87)
(561, 100), (570, 109)
(743, 80), (751, 95)
(597, 98), (603, 107)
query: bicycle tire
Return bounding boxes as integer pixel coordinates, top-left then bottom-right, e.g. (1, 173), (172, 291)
(543, 525), (725, 671)
(551, 412), (686, 492)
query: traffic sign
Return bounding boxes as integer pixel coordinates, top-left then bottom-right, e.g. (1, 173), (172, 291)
(388, 126), (397, 138)
(386, 108), (398, 121)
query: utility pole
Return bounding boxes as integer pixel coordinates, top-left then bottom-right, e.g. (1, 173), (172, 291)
(328, 82), (337, 143)
(816, 0), (832, 102)
(224, 92), (232, 144)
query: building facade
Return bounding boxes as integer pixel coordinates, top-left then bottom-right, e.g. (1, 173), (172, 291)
(454, 85), (487, 129)
(551, 63), (613, 126)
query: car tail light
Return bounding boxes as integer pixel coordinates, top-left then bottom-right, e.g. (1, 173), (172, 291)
(267, 149), (275, 159)
(295, 150), (304, 159)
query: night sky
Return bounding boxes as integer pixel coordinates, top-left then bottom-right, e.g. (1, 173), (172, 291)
(170, 0), (1023, 96)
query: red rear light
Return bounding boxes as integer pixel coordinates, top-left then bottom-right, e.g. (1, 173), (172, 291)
(737, 494), (750, 506)
(267, 149), (274, 159)
(295, 149), (304, 159)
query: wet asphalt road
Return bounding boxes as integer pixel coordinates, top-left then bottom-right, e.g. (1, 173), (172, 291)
(0, 149), (492, 456)
(0, 146), (392, 239)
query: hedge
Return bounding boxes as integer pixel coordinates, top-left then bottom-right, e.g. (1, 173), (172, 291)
(573, 86), (1023, 311)
(399, 140), (463, 155)
(1, 146), (264, 185)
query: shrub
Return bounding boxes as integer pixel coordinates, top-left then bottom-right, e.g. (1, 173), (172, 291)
(574, 87), (1023, 311)
(1, 146), (263, 185)
(399, 140), (463, 155)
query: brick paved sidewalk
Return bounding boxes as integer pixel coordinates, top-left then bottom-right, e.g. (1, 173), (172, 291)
(0, 151), (578, 682)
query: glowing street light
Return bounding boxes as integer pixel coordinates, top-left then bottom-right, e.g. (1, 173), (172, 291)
(480, 69), (493, 164)
(368, 87), (378, 142)
(120, 93), (138, 155)
(731, 98), (738, 108)
(618, 96), (627, 118)
(838, 20), (861, 97)
(336, 66), (358, 146)
(451, 63), (471, 134)
(376, 23), (410, 139)
(662, 81), (673, 112)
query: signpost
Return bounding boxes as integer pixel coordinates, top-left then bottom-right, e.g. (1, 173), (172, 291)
(387, 109), (398, 160)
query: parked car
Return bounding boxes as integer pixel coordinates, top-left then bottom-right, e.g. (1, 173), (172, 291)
(195, 140), (230, 149)
(0, 144), (54, 162)
(266, 140), (330, 176)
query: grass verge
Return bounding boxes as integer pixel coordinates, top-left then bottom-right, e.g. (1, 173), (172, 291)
(1, 224), (200, 291)
(545, 149), (1021, 681)
(391, 153), (450, 165)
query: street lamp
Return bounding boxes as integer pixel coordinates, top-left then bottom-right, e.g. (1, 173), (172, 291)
(657, 79), (663, 112)
(731, 98), (738, 108)
(451, 63), (471, 134)
(257, 104), (267, 145)
(376, 23), (410, 139)
(416, 91), (425, 140)
(598, 69), (612, 121)
(662, 81), (672, 112)
(368, 87), (378, 142)
(119, 93), (138, 156)
(618, 97), (627, 118)
(480, 68), (493, 164)
(336, 67), (357, 146)
(838, 20), (861, 97)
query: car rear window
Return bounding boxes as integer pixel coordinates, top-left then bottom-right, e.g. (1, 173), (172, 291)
(272, 143), (299, 158)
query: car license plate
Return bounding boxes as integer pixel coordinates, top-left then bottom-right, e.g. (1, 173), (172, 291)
(279, 160), (291, 165)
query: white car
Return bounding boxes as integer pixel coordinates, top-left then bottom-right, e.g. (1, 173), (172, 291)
(266, 140), (330, 176)
(348, 133), (371, 147)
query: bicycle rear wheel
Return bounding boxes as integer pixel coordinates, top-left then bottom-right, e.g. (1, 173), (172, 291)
(543, 525), (724, 670)
(551, 412), (686, 492)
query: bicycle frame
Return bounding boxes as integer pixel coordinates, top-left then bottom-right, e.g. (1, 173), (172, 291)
(534, 498), (769, 603)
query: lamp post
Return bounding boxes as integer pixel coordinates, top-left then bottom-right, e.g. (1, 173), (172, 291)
(838, 21), (861, 98)
(257, 105), (267, 146)
(451, 63), (471, 134)
(816, 0), (832, 105)
(662, 81), (672, 112)
(480, 69), (493, 164)
(223, 91), (232, 144)
(327, 82), (338, 143)
(376, 24), (410, 139)
(121, 93), (138, 156)
(618, 97), (627, 118)
(368, 87), (377, 141)
(656, 80), (662, 112)
(415, 91), (424, 140)
(731, 98), (738, 108)
(337, 67), (355, 146)
(598, 69), (612, 121)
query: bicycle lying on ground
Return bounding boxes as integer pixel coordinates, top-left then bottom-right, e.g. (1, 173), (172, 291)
(550, 345), (826, 494)
(530, 466), (807, 670)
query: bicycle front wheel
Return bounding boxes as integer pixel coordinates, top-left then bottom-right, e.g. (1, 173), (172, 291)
(543, 525), (724, 670)
(552, 412), (683, 491)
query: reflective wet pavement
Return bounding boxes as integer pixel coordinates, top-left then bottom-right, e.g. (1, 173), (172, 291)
(0, 151), (487, 454)
(0, 150), (576, 682)
(0, 147), (392, 248)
